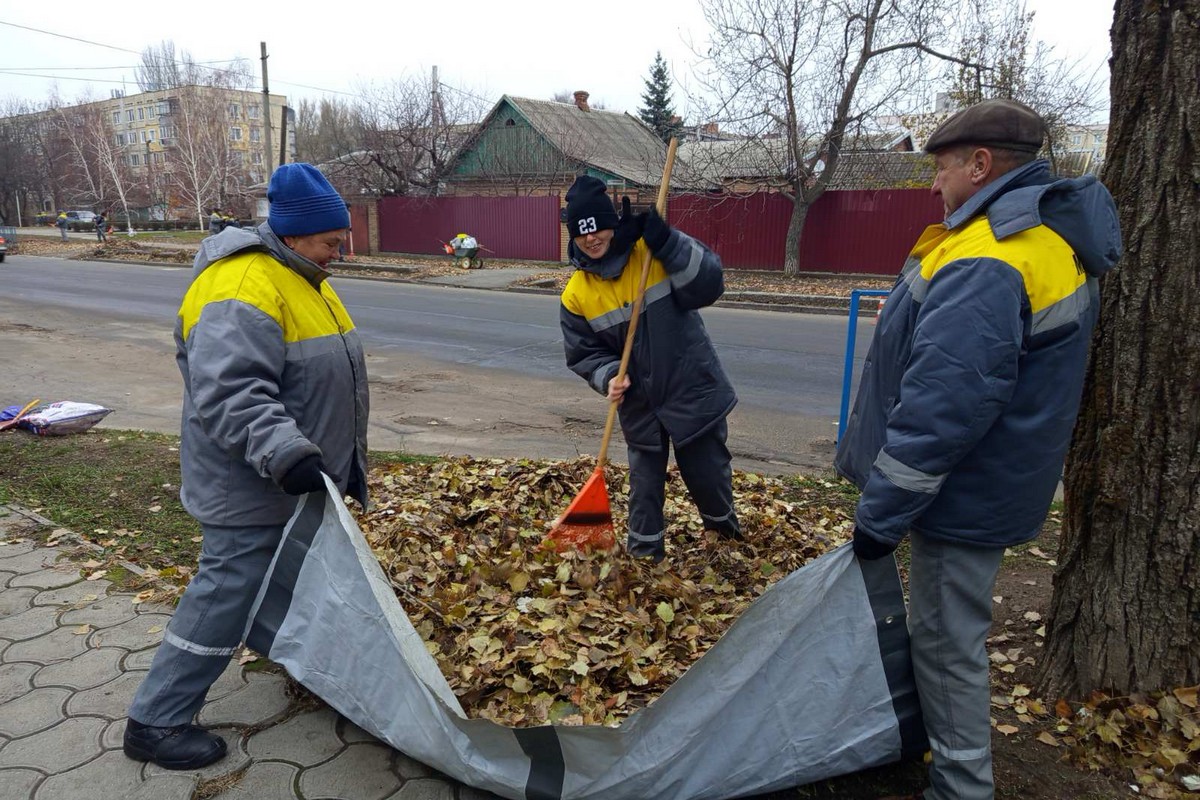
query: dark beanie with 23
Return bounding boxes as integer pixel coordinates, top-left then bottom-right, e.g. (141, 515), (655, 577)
(267, 163), (351, 237)
(564, 176), (619, 238)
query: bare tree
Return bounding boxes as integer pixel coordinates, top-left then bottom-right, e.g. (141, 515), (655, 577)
(0, 98), (69, 222)
(53, 103), (107, 210)
(1037, 0), (1199, 698)
(136, 41), (252, 94)
(154, 59), (257, 225)
(334, 75), (487, 196)
(945, 0), (1104, 165)
(166, 86), (230, 225)
(136, 41), (184, 93)
(695, 0), (969, 275)
(294, 97), (363, 165)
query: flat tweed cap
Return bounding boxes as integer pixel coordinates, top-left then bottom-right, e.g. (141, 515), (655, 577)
(924, 99), (1047, 154)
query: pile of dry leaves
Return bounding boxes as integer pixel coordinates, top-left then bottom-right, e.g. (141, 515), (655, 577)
(356, 456), (852, 726)
(87, 239), (195, 264)
(1053, 689), (1200, 797)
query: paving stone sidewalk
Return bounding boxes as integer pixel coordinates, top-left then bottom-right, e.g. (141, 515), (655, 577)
(0, 505), (499, 800)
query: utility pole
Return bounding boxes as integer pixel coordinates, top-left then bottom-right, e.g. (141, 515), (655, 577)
(261, 42), (273, 177)
(278, 106), (289, 169)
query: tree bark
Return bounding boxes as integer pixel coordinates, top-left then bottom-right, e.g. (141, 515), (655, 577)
(1037, 0), (1200, 699)
(782, 199), (810, 277)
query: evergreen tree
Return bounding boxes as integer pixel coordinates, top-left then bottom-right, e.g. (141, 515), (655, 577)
(638, 53), (681, 142)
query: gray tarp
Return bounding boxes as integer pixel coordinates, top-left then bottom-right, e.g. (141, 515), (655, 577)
(245, 480), (925, 800)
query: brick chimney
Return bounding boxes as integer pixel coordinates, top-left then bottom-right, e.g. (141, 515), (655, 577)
(573, 91), (590, 112)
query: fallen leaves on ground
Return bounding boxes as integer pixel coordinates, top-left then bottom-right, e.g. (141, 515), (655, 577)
(356, 456), (853, 726)
(984, 545), (1199, 799)
(1051, 688), (1200, 798)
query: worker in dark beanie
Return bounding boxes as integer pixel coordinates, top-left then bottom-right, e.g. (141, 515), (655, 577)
(836, 98), (1121, 799)
(124, 162), (369, 770)
(559, 174), (740, 562)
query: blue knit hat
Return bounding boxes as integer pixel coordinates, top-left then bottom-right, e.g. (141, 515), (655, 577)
(267, 163), (350, 237)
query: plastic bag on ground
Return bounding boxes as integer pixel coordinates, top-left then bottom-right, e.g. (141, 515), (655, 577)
(18, 401), (113, 436)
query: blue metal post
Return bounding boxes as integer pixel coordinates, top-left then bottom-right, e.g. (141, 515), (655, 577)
(837, 289), (890, 444)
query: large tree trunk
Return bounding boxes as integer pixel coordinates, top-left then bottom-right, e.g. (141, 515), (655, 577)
(1037, 0), (1200, 699)
(782, 199), (810, 277)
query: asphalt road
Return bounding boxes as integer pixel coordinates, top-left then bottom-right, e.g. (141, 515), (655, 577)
(0, 254), (874, 475)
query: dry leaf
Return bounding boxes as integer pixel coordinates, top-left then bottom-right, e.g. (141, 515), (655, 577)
(72, 624), (91, 635)
(85, 570), (107, 581)
(147, 625), (163, 635)
(356, 456), (843, 726)
(1036, 732), (1060, 747)
(996, 724), (1019, 735)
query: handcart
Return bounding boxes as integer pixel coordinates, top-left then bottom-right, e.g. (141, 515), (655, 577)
(441, 233), (484, 269)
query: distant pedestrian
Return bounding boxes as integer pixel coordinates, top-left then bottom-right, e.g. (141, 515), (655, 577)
(95, 213), (107, 242)
(56, 211), (69, 241)
(208, 210), (222, 236)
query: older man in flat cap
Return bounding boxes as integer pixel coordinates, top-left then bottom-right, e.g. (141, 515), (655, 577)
(835, 99), (1122, 799)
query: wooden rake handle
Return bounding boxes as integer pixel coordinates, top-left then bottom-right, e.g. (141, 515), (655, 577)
(596, 137), (679, 468)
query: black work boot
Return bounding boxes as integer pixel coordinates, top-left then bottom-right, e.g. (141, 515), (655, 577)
(627, 535), (665, 563)
(123, 718), (227, 770)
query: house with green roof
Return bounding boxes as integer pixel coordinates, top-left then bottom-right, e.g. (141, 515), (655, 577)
(443, 91), (682, 197)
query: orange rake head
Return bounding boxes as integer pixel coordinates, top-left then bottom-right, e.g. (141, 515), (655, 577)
(545, 466), (616, 552)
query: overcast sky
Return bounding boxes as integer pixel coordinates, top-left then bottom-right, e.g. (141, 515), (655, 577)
(0, 0), (1113, 120)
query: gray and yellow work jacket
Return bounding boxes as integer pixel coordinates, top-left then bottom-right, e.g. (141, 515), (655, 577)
(176, 223), (369, 526)
(560, 230), (736, 450)
(835, 160), (1121, 548)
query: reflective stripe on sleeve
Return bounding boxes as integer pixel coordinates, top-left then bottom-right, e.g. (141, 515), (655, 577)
(874, 450), (947, 494)
(669, 239), (703, 289)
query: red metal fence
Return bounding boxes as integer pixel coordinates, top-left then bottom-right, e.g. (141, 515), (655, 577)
(373, 189), (942, 274)
(377, 195), (561, 261)
(670, 190), (943, 274)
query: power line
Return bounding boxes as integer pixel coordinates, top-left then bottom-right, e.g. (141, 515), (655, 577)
(271, 79), (361, 99)
(0, 19), (250, 79)
(0, 19), (140, 54)
(0, 70), (130, 84)
(0, 64), (142, 71)
(438, 81), (494, 105)
(0, 59), (242, 72)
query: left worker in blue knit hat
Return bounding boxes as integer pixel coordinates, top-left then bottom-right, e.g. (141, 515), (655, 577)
(124, 163), (369, 771)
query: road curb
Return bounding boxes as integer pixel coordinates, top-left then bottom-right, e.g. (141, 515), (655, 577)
(21, 252), (877, 316)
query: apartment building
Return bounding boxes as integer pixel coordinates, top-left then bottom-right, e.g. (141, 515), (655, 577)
(3, 85), (292, 220)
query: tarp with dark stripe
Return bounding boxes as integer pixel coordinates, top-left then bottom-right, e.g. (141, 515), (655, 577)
(245, 479), (926, 800)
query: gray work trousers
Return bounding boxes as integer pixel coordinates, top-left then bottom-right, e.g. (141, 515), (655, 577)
(128, 522), (284, 727)
(626, 419), (739, 558)
(908, 531), (1005, 800)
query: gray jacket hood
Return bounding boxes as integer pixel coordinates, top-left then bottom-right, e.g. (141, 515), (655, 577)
(947, 159), (1122, 278)
(193, 223), (330, 285)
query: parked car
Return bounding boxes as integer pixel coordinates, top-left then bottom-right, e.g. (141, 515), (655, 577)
(0, 232), (6, 262)
(66, 210), (97, 223)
